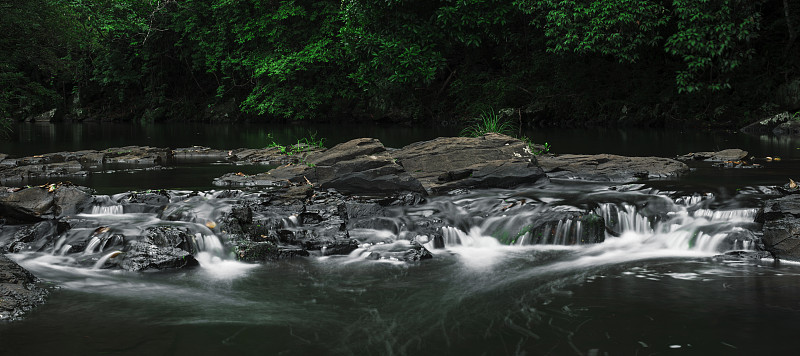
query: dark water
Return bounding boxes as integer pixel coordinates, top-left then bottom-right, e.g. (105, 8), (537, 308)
(2, 123), (800, 355)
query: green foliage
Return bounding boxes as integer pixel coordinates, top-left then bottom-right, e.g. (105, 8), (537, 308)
(520, 0), (669, 62)
(0, 0), (795, 127)
(460, 109), (517, 137)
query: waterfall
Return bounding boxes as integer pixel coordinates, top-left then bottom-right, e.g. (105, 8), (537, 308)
(91, 204), (123, 215)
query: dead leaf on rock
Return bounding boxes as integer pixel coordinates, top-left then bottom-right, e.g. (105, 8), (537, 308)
(205, 221), (217, 229)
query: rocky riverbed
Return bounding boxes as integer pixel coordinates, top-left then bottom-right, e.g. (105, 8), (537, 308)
(2, 133), (793, 321)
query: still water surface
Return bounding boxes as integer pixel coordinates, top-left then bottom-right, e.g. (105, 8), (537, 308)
(2, 123), (800, 355)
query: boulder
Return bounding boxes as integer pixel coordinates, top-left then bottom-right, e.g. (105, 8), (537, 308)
(677, 149), (748, 162)
(0, 162), (86, 183)
(117, 241), (198, 272)
(217, 138), (426, 194)
(758, 195), (800, 261)
(772, 121), (800, 136)
(173, 146), (231, 163)
(392, 133), (545, 194)
(537, 154), (688, 182)
(103, 146), (174, 166)
(0, 254), (48, 321)
(0, 185), (93, 223)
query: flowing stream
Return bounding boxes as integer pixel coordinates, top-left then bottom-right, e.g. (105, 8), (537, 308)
(3, 124), (800, 354)
(2, 181), (798, 355)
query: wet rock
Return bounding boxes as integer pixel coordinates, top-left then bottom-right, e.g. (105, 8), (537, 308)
(0, 253), (49, 321)
(229, 147), (307, 165)
(118, 241), (199, 271)
(538, 154), (688, 182)
(758, 195), (800, 261)
(0, 185), (93, 223)
(237, 139), (426, 194)
(362, 242), (433, 262)
(212, 172), (290, 188)
(115, 190), (171, 214)
(234, 241), (309, 262)
(3, 221), (60, 253)
(103, 146), (174, 166)
(307, 138), (385, 166)
(392, 133), (545, 194)
(173, 146), (231, 163)
(0, 162), (86, 183)
(677, 149), (748, 162)
(143, 226), (194, 253)
(773, 120), (800, 136)
(713, 250), (772, 261)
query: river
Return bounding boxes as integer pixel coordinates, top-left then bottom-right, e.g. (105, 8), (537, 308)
(2, 122), (800, 355)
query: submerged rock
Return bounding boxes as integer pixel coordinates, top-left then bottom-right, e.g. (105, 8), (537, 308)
(0, 253), (49, 321)
(538, 154), (688, 182)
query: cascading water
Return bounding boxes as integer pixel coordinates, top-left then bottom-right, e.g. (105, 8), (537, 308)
(422, 189), (759, 258)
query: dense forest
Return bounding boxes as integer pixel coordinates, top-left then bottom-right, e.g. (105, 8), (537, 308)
(1, 0), (799, 130)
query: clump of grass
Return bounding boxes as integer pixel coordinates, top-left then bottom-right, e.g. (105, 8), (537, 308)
(459, 109), (517, 137)
(460, 108), (552, 155)
(267, 131), (325, 155)
(266, 131), (326, 167)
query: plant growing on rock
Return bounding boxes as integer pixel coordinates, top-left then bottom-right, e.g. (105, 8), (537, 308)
(460, 109), (517, 137)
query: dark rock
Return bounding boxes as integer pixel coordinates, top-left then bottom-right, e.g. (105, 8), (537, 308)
(116, 190), (171, 214)
(307, 138), (386, 166)
(237, 139), (427, 194)
(538, 154), (688, 182)
(213, 172), (290, 188)
(392, 133), (545, 193)
(0, 162), (86, 183)
(143, 226), (194, 253)
(173, 146), (231, 163)
(0, 185), (93, 223)
(0, 253), (49, 321)
(361, 242), (433, 262)
(103, 146), (174, 166)
(229, 147), (300, 165)
(759, 195), (800, 261)
(740, 112), (794, 134)
(118, 241), (199, 272)
(773, 120), (800, 136)
(677, 149), (748, 162)
(713, 250), (772, 261)
(234, 241), (309, 262)
(3, 221), (59, 253)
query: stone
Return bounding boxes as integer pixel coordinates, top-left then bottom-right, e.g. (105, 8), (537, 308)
(0, 253), (49, 321)
(103, 146), (174, 166)
(173, 146), (231, 163)
(677, 149), (748, 162)
(758, 195), (800, 261)
(772, 121), (800, 136)
(538, 154), (688, 182)
(0, 185), (92, 223)
(117, 241), (199, 272)
(392, 133), (545, 193)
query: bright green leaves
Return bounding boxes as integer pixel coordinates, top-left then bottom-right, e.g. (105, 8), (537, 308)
(665, 0), (760, 93)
